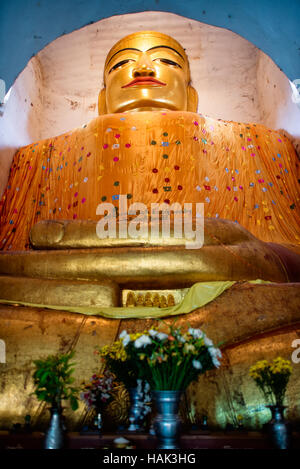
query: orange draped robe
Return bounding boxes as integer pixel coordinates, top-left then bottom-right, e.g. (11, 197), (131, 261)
(0, 111), (299, 251)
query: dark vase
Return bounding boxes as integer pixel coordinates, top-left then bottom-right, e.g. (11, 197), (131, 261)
(267, 405), (292, 449)
(44, 406), (64, 449)
(152, 390), (182, 449)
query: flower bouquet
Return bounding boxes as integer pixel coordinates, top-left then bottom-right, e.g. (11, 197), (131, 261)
(119, 324), (221, 448)
(249, 357), (292, 449)
(98, 338), (141, 389)
(249, 357), (292, 406)
(119, 325), (222, 391)
(81, 370), (117, 411)
(80, 370), (117, 431)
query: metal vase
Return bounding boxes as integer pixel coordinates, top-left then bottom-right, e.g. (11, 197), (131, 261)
(94, 411), (102, 433)
(128, 387), (143, 431)
(267, 405), (292, 449)
(152, 390), (182, 449)
(44, 406), (64, 449)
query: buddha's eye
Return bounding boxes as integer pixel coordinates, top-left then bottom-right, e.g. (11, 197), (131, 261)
(153, 58), (182, 68)
(109, 59), (135, 74)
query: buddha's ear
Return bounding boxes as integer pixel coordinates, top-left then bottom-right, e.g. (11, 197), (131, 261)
(98, 88), (107, 115)
(187, 85), (198, 113)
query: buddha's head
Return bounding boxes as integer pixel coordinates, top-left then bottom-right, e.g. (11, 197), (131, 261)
(98, 31), (198, 114)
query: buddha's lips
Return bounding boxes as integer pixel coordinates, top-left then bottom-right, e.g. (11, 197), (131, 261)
(122, 77), (166, 88)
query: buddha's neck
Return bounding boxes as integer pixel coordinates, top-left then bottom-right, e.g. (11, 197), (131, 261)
(123, 107), (174, 112)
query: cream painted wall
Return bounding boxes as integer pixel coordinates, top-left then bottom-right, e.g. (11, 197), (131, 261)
(0, 11), (299, 198)
(256, 51), (300, 156)
(0, 57), (43, 200)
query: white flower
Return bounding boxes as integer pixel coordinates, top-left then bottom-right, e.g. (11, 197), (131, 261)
(204, 336), (213, 347)
(156, 332), (168, 341)
(188, 328), (204, 339)
(192, 359), (202, 370)
(209, 347), (222, 367)
(212, 356), (221, 368)
(119, 330), (130, 346)
(134, 335), (152, 348)
(177, 335), (186, 343)
(209, 347), (222, 358)
(149, 329), (158, 337)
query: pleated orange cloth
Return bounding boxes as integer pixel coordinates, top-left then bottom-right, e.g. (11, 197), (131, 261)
(0, 111), (299, 251)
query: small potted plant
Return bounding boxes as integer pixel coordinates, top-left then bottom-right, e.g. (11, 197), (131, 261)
(32, 351), (79, 449)
(249, 357), (292, 448)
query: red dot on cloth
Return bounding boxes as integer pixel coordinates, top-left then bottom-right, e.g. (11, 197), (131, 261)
(74, 192), (78, 197)
(152, 168), (158, 173)
(165, 178), (170, 183)
(234, 197), (238, 201)
(152, 188), (158, 194)
(87, 152), (91, 157)
(113, 157), (119, 162)
(164, 199), (170, 204)
(178, 185), (183, 190)
(73, 214), (77, 219)
(174, 165), (180, 170)
(68, 204), (71, 209)
(115, 134), (120, 139)
(125, 143), (131, 148)
(103, 144), (109, 149)
(81, 198), (86, 204)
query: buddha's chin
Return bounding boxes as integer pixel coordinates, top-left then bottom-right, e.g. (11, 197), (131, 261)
(107, 98), (187, 114)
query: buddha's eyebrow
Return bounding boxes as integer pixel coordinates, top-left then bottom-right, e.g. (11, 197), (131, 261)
(147, 45), (185, 61)
(107, 48), (141, 66)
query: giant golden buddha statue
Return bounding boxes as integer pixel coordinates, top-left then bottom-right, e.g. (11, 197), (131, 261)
(0, 32), (299, 430)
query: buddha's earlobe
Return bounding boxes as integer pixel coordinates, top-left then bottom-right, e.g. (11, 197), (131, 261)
(187, 85), (198, 113)
(98, 88), (107, 115)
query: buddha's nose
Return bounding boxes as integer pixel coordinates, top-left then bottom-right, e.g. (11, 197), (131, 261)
(133, 54), (155, 77)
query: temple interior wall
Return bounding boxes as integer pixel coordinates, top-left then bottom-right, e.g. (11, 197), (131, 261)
(256, 51), (300, 156)
(0, 11), (299, 198)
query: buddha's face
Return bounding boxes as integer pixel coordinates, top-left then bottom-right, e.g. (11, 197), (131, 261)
(104, 32), (190, 113)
